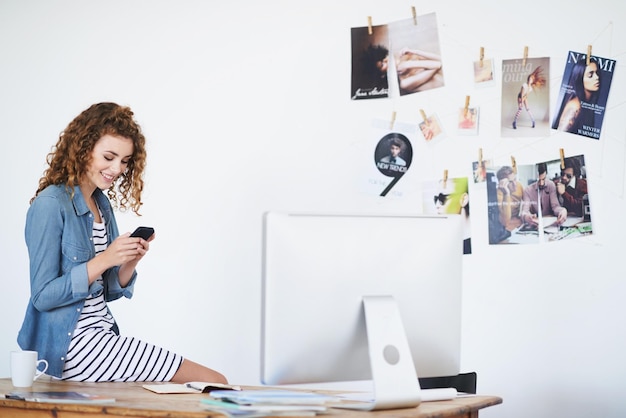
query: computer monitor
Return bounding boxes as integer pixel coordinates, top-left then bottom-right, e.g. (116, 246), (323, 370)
(261, 212), (463, 409)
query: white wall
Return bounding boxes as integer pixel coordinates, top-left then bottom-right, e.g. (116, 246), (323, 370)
(1, 1), (625, 417)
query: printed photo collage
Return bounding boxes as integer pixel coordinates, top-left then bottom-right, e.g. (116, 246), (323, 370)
(351, 13), (611, 251)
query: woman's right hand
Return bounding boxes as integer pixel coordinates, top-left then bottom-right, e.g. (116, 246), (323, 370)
(87, 233), (148, 284)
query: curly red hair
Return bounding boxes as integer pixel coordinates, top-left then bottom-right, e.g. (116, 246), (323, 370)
(32, 102), (147, 215)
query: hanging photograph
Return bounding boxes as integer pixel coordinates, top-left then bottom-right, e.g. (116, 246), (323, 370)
(418, 112), (444, 141)
(487, 155), (592, 245)
(350, 22), (390, 100)
(472, 158), (492, 184)
(387, 13), (444, 96)
(551, 51), (617, 139)
(374, 132), (413, 196)
(473, 57), (495, 87)
(486, 163), (537, 245)
(422, 177), (471, 254)
(356, 118), (417, 198)
(457, 106), (479, 135)
(500, 57), (550, 137)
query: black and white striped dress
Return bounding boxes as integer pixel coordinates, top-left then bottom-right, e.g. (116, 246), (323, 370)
(61, 218), (183, 382)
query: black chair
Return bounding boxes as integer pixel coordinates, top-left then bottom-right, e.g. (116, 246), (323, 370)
(418, 371), (477, 394)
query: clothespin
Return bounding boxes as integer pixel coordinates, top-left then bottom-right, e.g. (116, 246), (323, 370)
(411, 6), (417, 25)
(420, 109), (428, 125)
(586, 45), (592, 65)
(464, 96), (470, 117)
(478, 148), (483, 168)
(390, 111), (396, 130)
(560, 149), (565, 170)
(511, 156), (517, 174)
(367, 16), (373, 35)
(443, 169), (448, 189)
(479, 47), (484, 67)
(522, 46), (528, 66)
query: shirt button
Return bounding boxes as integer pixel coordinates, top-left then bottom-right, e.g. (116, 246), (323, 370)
(73, 256), (77, 261)
(68, 332), (72, 336)
(61, 357), (65, 361)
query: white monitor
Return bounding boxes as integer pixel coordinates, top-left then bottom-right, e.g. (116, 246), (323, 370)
(261, 212), (463, 409)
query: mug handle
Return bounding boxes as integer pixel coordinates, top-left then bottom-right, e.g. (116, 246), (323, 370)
(34, 359), (48, 380)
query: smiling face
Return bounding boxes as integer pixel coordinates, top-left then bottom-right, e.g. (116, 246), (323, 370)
(82, 134), (134, 194)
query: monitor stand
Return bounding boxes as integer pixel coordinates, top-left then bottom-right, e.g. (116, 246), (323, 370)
(336, 295), (423, 410)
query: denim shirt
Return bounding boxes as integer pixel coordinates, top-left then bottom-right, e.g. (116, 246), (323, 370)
(18, 184), (137, 378)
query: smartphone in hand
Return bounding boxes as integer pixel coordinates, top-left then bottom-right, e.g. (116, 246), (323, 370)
(130, 226), (155, 240)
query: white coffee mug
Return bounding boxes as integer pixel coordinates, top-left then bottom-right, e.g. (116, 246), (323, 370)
(10, 350), (48, 387)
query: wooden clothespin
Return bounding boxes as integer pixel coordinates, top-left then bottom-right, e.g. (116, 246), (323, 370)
(479, 47), (484, 67)
(367, 16), (373, 35)
(420, 109), (428, 126)
(464, 96), (470, 116)
(560, 149), (565, 170)
(443, 169), (448, 189)
(586, 45), (592, 65)
(411, 6), (417, 25)
(478, 148), (483, 169)
(511, 156), (517, 174)
(522, 46), (528, 66)
(390, 111), (396, 130)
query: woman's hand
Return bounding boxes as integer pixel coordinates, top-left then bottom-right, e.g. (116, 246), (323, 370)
(106, 233), (152, 264)
(116, 232), (156, 287)
(86, 232), (155, 286)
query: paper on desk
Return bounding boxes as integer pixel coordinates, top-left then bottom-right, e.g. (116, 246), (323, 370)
(209, 389), (334, 405)
(337, 387), (457, 403)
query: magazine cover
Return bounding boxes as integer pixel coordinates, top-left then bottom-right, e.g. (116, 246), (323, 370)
(500, 57), (550, 137)
(551, 51), (616, 139)
(350, 23), (390, 100)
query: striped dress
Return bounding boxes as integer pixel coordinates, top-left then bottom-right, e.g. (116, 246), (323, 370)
(61, 217), (183, 382)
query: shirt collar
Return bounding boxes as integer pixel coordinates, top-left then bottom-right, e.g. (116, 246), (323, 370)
(71, 186), (108, 218)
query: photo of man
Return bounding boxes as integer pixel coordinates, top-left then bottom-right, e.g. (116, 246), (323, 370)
(374, 133), (412, 178)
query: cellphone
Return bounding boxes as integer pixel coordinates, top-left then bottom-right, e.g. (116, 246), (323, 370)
(130, 226), (155, 240)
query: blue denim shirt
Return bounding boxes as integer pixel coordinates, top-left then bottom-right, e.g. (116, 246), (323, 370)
(18, 184), (136, 378)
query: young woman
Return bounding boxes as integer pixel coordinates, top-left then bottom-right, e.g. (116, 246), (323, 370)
(552, 56), (601, 133)
(18, 102), (227, 384)
(512, 66), (546, 129)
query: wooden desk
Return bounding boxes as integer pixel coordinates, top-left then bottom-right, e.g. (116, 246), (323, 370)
(0, 378), (501, 418)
